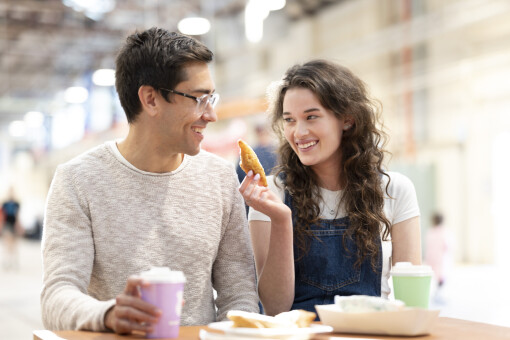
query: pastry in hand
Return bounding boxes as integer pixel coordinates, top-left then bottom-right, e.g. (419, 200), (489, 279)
(238, 139), (268, 187)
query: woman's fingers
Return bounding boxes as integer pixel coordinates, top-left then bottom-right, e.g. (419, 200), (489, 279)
(239, 170), (254, 191)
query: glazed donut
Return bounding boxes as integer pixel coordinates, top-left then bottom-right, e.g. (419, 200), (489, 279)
(238, 139), (268, 187)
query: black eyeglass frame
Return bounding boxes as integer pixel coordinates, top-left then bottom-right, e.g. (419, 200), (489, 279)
(160, 88), (199, 101)
(159, 87), (219, 111)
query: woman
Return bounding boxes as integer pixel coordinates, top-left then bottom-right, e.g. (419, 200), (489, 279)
(239, 60), (421, 317)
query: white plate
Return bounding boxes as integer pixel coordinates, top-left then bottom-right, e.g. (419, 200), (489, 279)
(316, 304), (440, 336)
(207, 321), (333, 339)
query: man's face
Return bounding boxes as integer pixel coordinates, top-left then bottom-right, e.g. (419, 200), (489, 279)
(157, 62), (217, 156)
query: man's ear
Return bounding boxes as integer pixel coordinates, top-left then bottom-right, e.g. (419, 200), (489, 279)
(138, 85), (159, 117)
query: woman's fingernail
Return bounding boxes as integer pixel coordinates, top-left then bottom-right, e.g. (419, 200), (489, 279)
(247, 170), (253, 176)
(254, 174), (260, 181)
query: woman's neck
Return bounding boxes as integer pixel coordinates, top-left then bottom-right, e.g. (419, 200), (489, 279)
(312, 163), (344, 191)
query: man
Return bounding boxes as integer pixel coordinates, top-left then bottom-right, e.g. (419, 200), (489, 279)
(41, 28), (259, 334)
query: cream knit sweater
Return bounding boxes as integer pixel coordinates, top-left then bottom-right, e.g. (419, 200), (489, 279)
(41, 141), (259, 331)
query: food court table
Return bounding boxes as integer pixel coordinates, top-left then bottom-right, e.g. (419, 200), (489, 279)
(33, 317), (510, 340)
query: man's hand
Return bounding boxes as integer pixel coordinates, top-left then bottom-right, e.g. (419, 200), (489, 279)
(104, 276), (162, 335)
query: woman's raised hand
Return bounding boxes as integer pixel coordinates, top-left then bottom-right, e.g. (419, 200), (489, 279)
(239, 171), (291, 222)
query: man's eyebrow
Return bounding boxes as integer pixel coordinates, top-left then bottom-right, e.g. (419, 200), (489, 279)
(193, 88), (216, 95)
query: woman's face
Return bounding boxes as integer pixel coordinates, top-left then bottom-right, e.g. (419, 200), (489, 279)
(282, 87), (350, 171)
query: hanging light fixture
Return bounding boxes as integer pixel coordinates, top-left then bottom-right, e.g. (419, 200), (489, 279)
(92, 69), (116, 86)
(245, 0), (286, 43)
(178, 17), (211, 36)
(64, 86), (89, 104)
(62, 0), (116, 21)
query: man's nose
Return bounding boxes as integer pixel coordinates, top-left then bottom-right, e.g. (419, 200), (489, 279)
(201, 103), (218, 122)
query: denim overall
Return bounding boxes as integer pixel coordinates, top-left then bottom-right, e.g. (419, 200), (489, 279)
(285, 191), (382, 317)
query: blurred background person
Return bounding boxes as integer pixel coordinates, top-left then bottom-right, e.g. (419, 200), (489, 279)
(425, 212), (455, 299)
(1, 187), (23, 271)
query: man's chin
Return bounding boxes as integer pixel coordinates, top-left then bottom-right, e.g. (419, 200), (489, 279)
(186, 145), (202, 156)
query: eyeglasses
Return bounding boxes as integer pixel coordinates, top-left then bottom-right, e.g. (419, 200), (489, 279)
(160, 88), (220, 114)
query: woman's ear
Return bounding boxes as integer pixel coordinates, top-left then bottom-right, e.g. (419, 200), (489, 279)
(343, 116), (355, 131)
(138, 85), (158, 117)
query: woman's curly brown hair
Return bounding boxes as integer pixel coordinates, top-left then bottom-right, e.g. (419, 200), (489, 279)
(269, 59), (391, 270)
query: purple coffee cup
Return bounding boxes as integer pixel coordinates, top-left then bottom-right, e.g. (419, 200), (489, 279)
(139, 267), (186, 339)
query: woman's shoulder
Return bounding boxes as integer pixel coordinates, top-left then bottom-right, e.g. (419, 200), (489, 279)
(382, 171), (416, 195)
(383, 171), (414, 186)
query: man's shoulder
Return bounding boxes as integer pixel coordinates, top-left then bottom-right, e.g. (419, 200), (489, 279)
(194, 149), (233, 169)
(187, 150), (239, 188)
(57, 143), (112, 173)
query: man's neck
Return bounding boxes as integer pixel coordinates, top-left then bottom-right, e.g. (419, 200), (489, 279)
(117, 125), (184, 173)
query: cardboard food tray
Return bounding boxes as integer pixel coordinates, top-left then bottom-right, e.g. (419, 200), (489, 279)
(316, 304), (440, 336)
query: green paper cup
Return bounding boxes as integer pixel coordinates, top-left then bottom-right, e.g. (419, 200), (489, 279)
(390, 262), (433, 309)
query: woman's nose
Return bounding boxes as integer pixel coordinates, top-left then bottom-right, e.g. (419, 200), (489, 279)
(294, 121), (309, 138)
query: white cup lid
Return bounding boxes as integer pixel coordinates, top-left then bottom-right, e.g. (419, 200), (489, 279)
(390, 262), (433, 277)
(140, 266), (186, 283)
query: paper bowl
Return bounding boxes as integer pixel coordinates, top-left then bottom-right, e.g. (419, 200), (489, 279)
(316, 304), (440, 336)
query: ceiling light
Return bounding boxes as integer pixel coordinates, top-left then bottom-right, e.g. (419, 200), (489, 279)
(244, 0), (286, 43)
(246, 0), (270, 20)
(266, 0), (286, 11)
(245, 0), (269, 43)
(92, 69), (116, 86)
(62, 0), (116, 21)
(178, 17), (211, 36)
(24, 111), (45, 128)
(65, 86), (89, 104)
(9, 121), (27, 138)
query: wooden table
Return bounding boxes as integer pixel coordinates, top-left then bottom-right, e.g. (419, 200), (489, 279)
(33, 317), (510, 340)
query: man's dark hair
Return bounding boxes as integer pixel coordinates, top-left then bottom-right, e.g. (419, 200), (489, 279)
(115, 27), (213, 123)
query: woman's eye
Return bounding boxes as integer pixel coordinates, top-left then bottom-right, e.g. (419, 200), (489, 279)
(307, 115), (318, 120)
(283, 117), (294, 123)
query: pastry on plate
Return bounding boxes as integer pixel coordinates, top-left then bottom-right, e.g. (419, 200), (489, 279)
(227, 309), (316, 329)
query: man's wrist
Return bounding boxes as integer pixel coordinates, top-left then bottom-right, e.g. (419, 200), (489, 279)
(104, 305), (115, 331)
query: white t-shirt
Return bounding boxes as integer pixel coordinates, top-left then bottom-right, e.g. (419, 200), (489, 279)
(248, 171), (420, 298)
